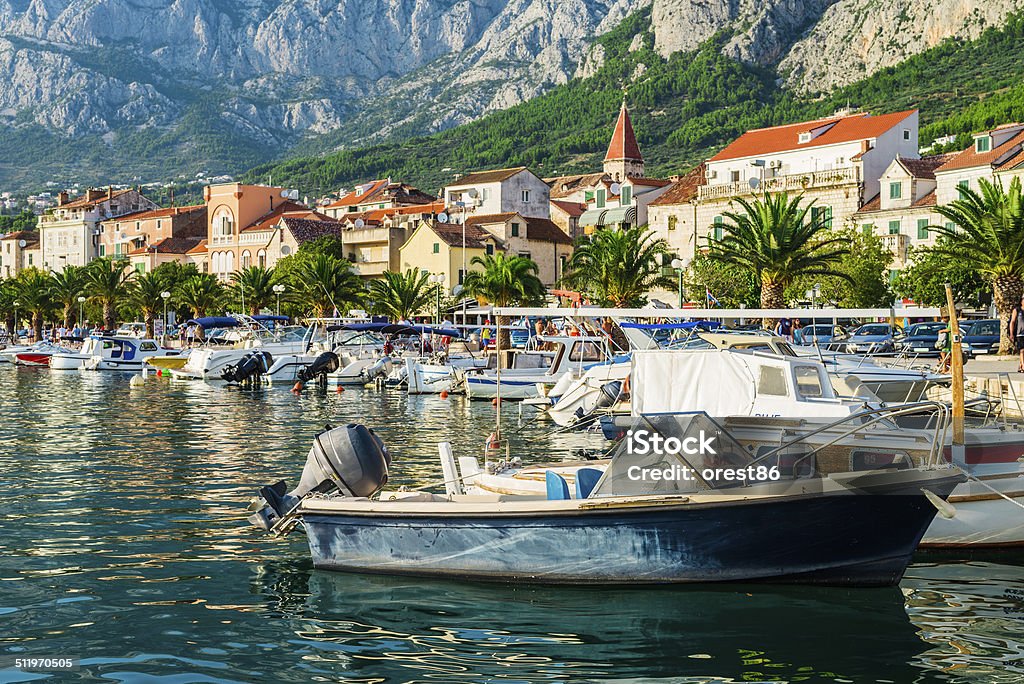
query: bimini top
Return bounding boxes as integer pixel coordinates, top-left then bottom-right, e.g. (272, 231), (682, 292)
(186, 316), (240, 329)
(327, 322), (461, 338)
(620, 320), (723, 331)
(252, 315), (288, 323)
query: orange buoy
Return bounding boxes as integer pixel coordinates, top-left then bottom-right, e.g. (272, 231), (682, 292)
(291, 381), (304, 393)
(156, 369), (162, 377)
(335, 385), (344, 393)
(491, 397), (500, 406)
(440, 390), (449, 399)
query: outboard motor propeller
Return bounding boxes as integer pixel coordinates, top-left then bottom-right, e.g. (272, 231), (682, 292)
(222, 350), (274, 384)
(248, 423), (391, 534)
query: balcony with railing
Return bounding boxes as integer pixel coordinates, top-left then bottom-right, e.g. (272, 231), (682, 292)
(881, 233), (909, 265)
(698, 166), (860, 202)
(352, 259), (390, 277)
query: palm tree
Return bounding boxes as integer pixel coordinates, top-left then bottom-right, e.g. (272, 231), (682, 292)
(707, 192), (850, 325)
(48, 264), (89, 328)
(562, 225), (673, 307)
(463, 253), (546, 354)
(13, 268), (54, 341)
(128, 271), (173, 339)
(368, 268), (434, 321)
(290, 253), (364, 318)
(176, 274), (225, 319)
(0, 278), (19, 336)
(230, 265), (278, 316)
(929, 177), (1024, 354)
(85, 258), (133, 331)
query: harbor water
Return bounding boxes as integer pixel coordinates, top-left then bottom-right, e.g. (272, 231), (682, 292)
(2, 364), (1024, 683)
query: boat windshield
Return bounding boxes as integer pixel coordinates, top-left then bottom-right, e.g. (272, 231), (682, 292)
(591, 413), (756, 497)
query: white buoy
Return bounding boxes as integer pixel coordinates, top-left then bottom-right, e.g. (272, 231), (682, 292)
(129, 374), (145, 387)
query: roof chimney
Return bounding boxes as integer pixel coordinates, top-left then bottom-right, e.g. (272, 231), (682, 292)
(57, 190), (69, 206)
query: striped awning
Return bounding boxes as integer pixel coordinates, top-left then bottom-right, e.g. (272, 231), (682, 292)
(601, 205), (637, 225)
(578, 209), (607, 227)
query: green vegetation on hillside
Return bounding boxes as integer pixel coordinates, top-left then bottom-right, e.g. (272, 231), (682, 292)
(248, 10), (1024, 195)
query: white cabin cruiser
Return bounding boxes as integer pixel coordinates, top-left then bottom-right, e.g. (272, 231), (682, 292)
(463, 335), (612, 401)
(55, 335), (180, 371)
(169, 315), (310, 381)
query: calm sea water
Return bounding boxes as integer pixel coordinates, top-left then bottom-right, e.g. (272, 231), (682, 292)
(1, 364), (1024, 683)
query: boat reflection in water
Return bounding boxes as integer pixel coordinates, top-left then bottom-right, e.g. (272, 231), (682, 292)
(251, 561), (931, 683)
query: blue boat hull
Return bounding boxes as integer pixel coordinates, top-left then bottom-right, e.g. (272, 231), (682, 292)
(302, 475), (959, 586)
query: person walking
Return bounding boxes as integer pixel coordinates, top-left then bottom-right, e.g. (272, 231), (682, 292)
(1011, 296), (1024, 372)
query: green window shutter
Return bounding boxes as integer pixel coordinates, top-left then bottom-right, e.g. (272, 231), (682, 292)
(432, 242), (439, 254)
(889, 182), (902, 199)
(621, 186), (632, 206)
(486, 244), (494, 255)
(584, 190), (594, 202)
(888, 220), (901, 235)
(511, 223), (520, 237)
(861, 223), (873, 236)
(957, 180), (969, 197)
(825, 206), (833, 229)
(917, 219), (929, 240)
(713, 216), (724, 241)
(596, 189), (606, 208)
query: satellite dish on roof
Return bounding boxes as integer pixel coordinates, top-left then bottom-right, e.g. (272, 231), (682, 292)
(288, 189), (300, 200)
(466, 189), (479, 199)
(437, 212), (449, 224)
(609, 182), (621, 195)
(120, 232), (127, 240)
(280, 190), (290, 198)
(748, 177), (760, 190)
(18, 239), (26, 248)
(354, 218), (365, 229)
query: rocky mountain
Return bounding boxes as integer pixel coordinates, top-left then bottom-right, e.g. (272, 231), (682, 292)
(0, 0), (1019, 188)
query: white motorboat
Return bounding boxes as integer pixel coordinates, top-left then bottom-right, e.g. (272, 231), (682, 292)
(463, 335), (613, 401)
(406, 340), (491, 394)
(169, 315), (311, 381)
(73, 335), (180, 372)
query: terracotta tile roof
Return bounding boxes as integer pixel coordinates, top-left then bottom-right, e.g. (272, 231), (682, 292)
(449, 167), (528, 186)
(857, 194), (881, 213)
(57, 188), (136, 210)
(709, 110), (917, 162)
(605, 102), (642, 162)
(238, 202), (317, 232)
(325, 179), (390, 209)
(550, 200), (588, 217)
(522, 217), (572, 244)
(913, 190), (938, 207)
(897, 154), (956, 179)
(545, 173), (608, 199)
(186, 239), (208, 255)
(626, 176), (671, 187)
(650, 163), (708, 206)
(127, 236), (205, 256)
(936, 128), (1024, 172)
(0, 230), (39, 241)
(429, 222), (495, 249)
(281, 217), (342, 245)
(464, 213), (518, 227)
(342, 201), (445, 225)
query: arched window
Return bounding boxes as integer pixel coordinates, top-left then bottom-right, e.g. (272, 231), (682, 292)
(241, 250), (251, 269)
(257, 250), (266, 268)
(226, 250), (235, 273)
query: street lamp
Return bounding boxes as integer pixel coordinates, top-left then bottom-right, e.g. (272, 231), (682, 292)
(429, 273), (445, 324)
(77, 295), (86, 329)
(160, 291), (171, 345)
(13, 300), (19, 341)
(273, 284), (286, 317)
(671, 257), (691, 309)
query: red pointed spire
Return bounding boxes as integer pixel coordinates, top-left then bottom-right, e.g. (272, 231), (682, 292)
(604, 100), (642, 162)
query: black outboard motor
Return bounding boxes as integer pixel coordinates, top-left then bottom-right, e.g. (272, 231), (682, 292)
(248, 423), (390, 533)
(222, 350), (274, 384)
(296, 351), (340, 384)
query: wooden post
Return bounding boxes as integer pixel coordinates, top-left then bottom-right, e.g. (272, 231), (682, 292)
(944, 283), (965, 462)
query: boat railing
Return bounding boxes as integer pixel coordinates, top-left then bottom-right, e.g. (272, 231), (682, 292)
(748, 400), (951, 472)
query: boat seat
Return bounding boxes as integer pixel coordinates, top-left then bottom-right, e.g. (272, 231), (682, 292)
(545, 471), (571, 500)
(575, 467), (603, 499)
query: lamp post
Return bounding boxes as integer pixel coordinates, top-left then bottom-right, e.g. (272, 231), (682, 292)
(13, 300), (19, 341)
(671, 257), (691, 309)
(273, 284), (285, 317)
(429, 273), (445, 324)
(160, 291), (171, 345)
(77, 295), (86, 329)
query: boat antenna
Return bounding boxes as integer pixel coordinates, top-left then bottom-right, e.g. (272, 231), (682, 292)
(495, 305), (502, 444)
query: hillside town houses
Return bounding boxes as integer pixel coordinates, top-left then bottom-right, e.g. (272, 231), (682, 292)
(5, 103), (1024, 295)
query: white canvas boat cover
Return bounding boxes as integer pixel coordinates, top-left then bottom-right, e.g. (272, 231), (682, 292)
(632, 350), (756, 417)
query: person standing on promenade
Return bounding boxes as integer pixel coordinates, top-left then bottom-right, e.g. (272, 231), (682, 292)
(1010, 297), (1024, 372)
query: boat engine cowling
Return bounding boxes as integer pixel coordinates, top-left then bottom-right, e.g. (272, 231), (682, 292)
(222, 350), (274, 384)
(297, 351), (340, 383)
(248, 423), (390, 532)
